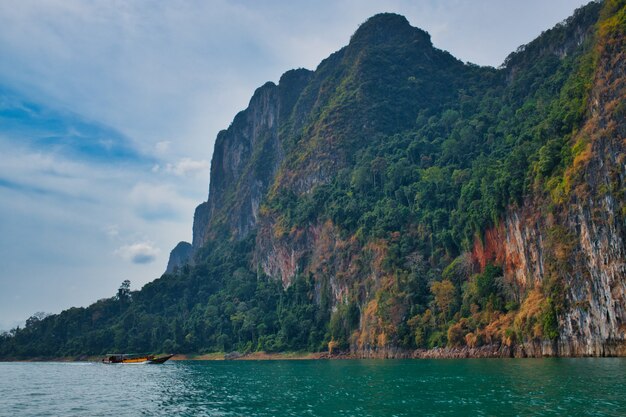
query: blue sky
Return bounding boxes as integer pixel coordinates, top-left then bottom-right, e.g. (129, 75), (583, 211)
(0, 0), (588, 330)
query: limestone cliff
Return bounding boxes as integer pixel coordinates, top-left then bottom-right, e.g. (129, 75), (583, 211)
(189, 69), (312, 248)
(176, 2), (625, 357)
(476, 4), (626, 356)
(165, 241), (193, 274)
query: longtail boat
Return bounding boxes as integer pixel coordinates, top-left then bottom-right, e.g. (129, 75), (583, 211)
(102, 353), (174, 364)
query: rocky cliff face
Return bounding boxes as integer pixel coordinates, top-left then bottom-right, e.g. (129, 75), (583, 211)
(165, 241), (193, 274)
(175, 3), (625, 357)
(190, 70), (312, 248)
(472, 4), (626, 356)
(542, 8), (625, 355)
(201, 81), (281, 241)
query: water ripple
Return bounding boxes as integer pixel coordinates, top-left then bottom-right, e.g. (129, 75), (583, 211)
(1, 359), (626, 416)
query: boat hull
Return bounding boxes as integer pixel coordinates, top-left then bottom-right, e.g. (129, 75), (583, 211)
(102, 353), (174, 364)
(148, 354), (174, 364)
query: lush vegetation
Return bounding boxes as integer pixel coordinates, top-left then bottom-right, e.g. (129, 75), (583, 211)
(1, 1), (617, 358)
(0, 236), (332, 357)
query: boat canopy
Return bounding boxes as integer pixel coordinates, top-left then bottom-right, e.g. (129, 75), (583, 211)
(104, 353), (151, 359)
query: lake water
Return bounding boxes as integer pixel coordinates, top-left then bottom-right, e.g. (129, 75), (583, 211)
(1, 359), (625, 416)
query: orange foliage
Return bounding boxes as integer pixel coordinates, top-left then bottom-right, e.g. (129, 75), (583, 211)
(356, 299), (380, 349)
(481, 312), (516, 346)
(514, 288), (546, 339)
(465, 332), (479, 348)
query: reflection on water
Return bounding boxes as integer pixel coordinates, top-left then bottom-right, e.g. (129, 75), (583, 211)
(1, 359), (625, 416)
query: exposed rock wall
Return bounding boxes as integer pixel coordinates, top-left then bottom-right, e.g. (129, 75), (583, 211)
(165, 241), (193, 274)
(556, 12), (626, 355)
(473, 12), (626, 356)
(472, 209), (546, 295)
(255, 220), (366, 300)
(192, 202), (210, 249)
(205, 81), (281, 239)
(190, 70), (313, 248)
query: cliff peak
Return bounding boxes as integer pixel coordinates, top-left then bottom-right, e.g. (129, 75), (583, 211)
(349, 13), (432, 49)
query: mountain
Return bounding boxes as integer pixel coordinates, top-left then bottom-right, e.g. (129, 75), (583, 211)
(2, 0), (624, 359)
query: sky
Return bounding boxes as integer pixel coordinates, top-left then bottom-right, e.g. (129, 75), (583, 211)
(0, 0), (589, 331)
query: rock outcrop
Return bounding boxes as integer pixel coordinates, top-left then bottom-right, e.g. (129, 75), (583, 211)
(471, 4), (626, 356)
(165, 241), (193, 274)
(186, 69), (313, 251)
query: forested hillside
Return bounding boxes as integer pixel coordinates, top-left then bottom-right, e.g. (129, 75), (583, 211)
(2, 0), (624, 359)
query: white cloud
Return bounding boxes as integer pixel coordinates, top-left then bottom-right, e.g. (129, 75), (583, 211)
(165, 158), (210, 178)
(115, 241), (161, 264)
(155, 140), (171, 154)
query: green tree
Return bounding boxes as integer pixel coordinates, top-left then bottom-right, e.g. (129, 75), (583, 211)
(431, 280), (456, 320)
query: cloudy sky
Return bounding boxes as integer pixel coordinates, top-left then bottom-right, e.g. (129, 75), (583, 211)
(0, 0), (588, 330)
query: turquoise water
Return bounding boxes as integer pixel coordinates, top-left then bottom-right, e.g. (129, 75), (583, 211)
(1, 359), (625, 416)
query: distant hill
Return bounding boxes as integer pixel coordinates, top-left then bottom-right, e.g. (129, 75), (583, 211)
(2, 0), (624, 359)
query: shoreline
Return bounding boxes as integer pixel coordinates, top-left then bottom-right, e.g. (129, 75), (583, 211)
(4, 342), (626, 362)
(4, 345), (626, 362)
